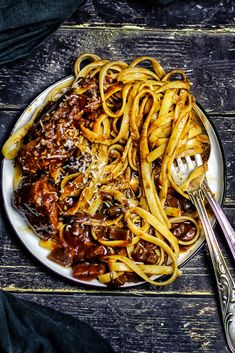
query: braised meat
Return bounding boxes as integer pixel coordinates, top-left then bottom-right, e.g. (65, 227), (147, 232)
(166, 192), (195, 213)
(45, 220), (108, 268)
(132, 241), (159, 264)
(73, 263), (107, 281)
(13, 77), (102, 242)
(62, 221), (108, 262)
(14, 177), (58, 239)
(48, 247), (73, 267)
(92, 225), (131, 243)
(18, 79), (101, 175)
(171, 221), (196, 242)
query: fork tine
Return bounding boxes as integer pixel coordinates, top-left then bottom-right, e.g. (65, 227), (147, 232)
(195, 154), (203, 166)
(172, 153), (204, 188)
(176, 157), (186, 171)
(185, 156), (194, 170)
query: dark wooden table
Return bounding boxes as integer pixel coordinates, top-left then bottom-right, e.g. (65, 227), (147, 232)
(0, 1), (235, 352)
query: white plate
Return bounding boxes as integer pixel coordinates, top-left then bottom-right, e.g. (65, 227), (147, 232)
(1, 77), (225, 288)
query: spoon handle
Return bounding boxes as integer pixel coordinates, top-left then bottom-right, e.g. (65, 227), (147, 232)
(189, 189), (235, 353)
(202, 180), (235, 261)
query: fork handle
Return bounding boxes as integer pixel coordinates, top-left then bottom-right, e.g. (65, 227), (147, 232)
(189, 189), (235, 353)
(202, 180), (235, 262)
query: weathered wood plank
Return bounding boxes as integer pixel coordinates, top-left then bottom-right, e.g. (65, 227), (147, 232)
(0, 28), (234, 113)
(67, 0), (235, 29)
(5, 292), (231, 353)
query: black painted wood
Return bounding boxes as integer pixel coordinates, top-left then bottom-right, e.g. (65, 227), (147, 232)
(0, 1), (234, 352)
(7, 293), (231, 353)
(68, 0), (235, 29)
(0, 30), (234, 114)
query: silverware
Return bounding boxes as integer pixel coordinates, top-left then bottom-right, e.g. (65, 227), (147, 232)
(202, 179), (235, 261)
(172, 155), (235, 353)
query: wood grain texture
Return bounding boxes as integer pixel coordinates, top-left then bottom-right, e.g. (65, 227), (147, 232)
(6, 292), (231, 353)
(0, 28), (234, 114)
(68, 0), (235, 29)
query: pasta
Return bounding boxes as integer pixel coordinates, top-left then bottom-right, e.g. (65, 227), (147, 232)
(2, 54), (209, 287)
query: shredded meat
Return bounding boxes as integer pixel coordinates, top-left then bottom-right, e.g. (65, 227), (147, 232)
(14, 77), (104, 248)
(14, 177), (58, 239)
(18, 79), (101, 175)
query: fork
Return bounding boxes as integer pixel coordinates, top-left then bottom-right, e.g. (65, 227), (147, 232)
(201, 179), (235, 261)
(171, 155), (235, 353)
